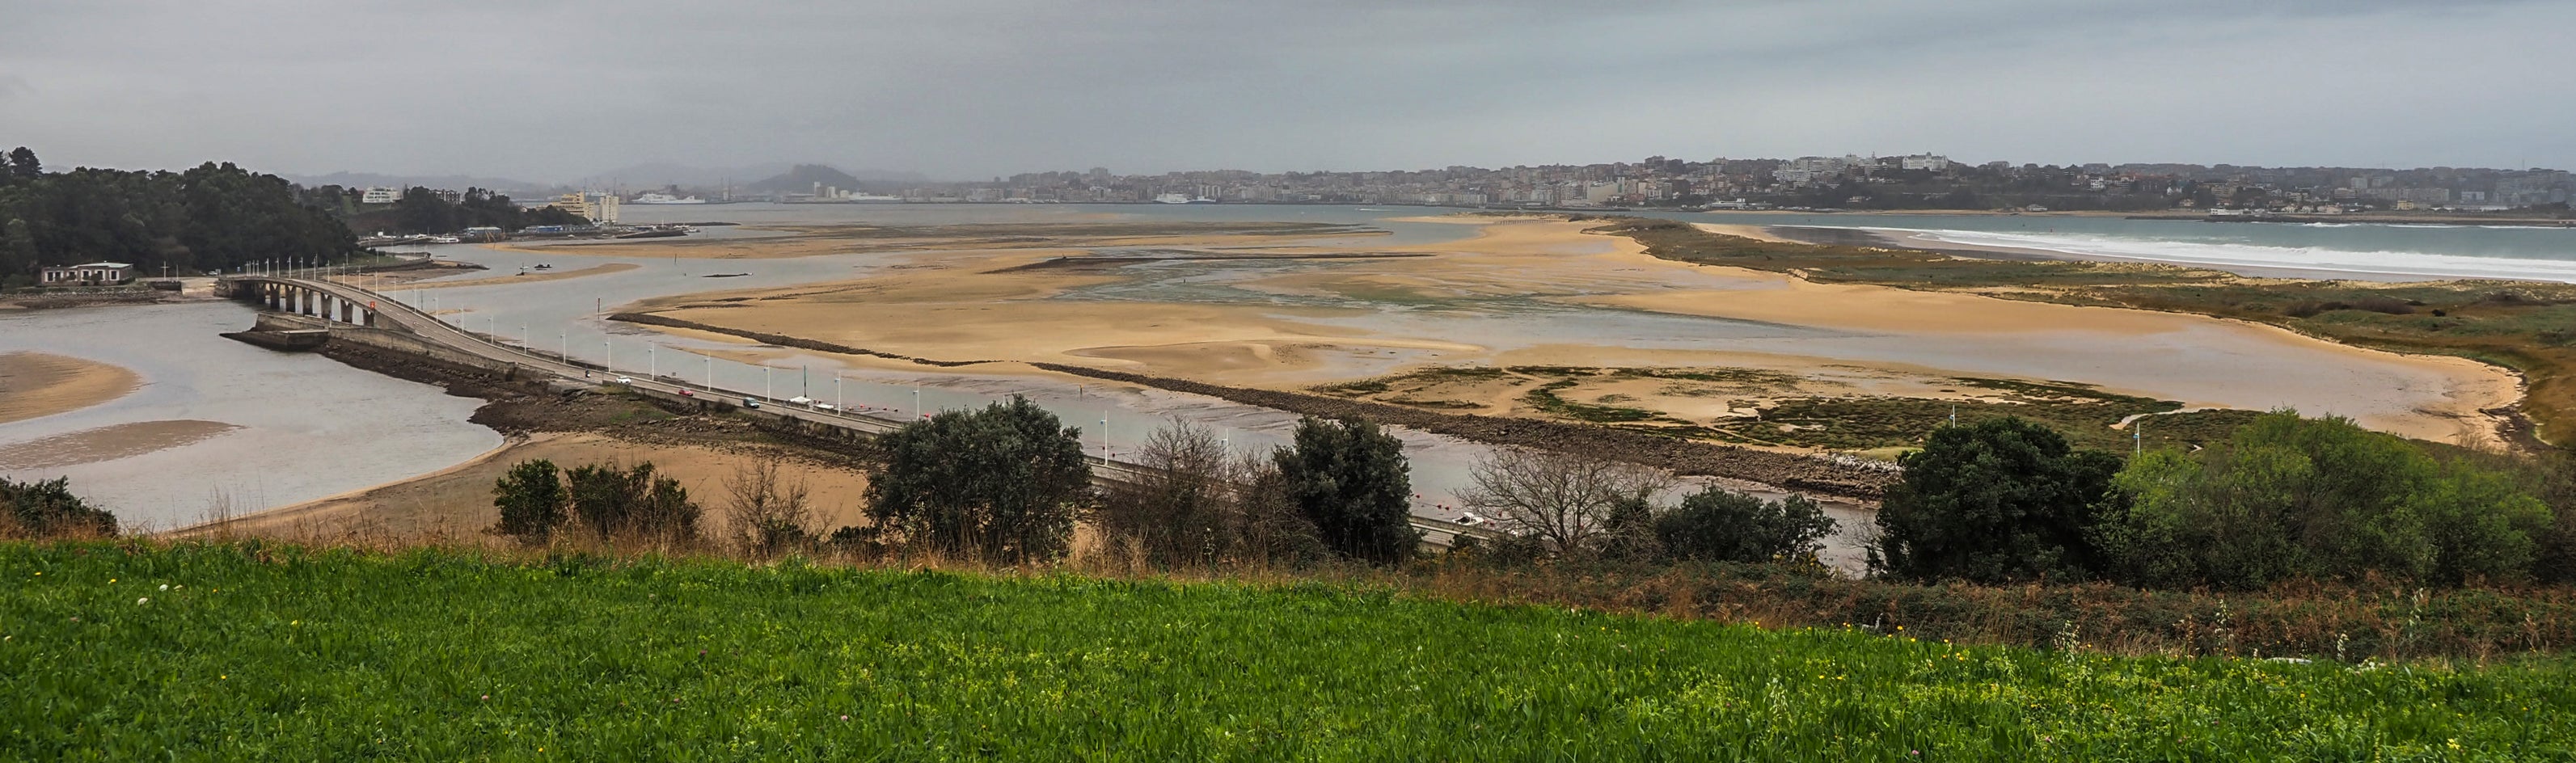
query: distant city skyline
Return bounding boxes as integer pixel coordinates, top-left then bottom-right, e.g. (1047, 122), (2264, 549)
(6, 2), (2571, 179)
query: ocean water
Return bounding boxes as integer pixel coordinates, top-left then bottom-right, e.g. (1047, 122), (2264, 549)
(1661, 211), (2576, 282)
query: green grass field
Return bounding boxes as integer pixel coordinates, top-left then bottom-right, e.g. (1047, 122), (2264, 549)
(4, 542), (2570, 760)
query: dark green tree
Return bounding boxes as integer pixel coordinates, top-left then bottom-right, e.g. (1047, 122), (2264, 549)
(866, 396), (1091, 562)
(490, 459), (568, 541)
(1872, 417), (2122, 584)
(0, 477), (117, 537)
(565, 462), (700, 543)
(1656, 487), (1836, 564)
(391, 187), (460, 234)
(1274, 416), (1419, 563)
(6, 147), (37, 181)
(2096, 412), (2553, 588)
(1, 218), (36, 286)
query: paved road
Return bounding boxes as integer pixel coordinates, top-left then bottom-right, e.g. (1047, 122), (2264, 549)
(226, 275), (1496, 547)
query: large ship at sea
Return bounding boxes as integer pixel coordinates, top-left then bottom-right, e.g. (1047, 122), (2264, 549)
(1153, 193), (1218, 204)
(631, 192), (707, 204)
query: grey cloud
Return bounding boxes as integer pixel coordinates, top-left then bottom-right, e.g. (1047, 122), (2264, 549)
(0, 1), (2567, 179)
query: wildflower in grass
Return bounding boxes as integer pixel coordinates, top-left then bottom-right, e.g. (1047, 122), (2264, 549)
(137, 597), (149, 605)
(158, 584), (168, 591)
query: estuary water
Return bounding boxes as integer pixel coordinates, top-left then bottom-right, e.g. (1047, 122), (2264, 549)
(6, 202), (2552, 566)
(0, 301), (502, 531)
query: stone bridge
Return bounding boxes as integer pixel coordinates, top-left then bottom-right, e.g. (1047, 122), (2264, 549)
(216, 275), (392, 330)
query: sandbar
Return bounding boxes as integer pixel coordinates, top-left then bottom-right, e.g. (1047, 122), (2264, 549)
(357, 262), (640, 290)
(609, 215), (2521, 448)
(0, 351), (144, 424)
(0, 419), (241, 470)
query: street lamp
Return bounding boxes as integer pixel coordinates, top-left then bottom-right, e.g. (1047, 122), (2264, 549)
(604, 341), (612, 373)
(648, 344), (657, 378)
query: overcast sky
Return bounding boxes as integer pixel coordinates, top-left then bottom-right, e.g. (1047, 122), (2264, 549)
(4, 1), (2571, 182)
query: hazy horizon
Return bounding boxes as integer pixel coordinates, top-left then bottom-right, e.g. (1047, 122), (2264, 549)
(5, 1), (2572, 181)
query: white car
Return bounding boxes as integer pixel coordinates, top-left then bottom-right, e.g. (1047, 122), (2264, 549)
(813, 403), (837, 412)
(614, 377), (634, 385)
(788, 396), (816, 407)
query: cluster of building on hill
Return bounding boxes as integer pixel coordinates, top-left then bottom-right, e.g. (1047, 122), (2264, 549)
(657, 157), (2574, 215)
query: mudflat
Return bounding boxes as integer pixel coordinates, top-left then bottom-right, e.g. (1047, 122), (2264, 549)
(606, 216), (2517, 448)
(0, 419), (240, 470)
(0, 351), (143, 424)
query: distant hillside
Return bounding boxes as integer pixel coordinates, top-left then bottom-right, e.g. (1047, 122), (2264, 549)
(285, 171), (552, 196)
(577, 162), (792, 189)
(745, 163), (923, 193)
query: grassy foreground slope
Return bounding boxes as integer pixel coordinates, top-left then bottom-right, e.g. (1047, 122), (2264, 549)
(4, 543), (2570, 761)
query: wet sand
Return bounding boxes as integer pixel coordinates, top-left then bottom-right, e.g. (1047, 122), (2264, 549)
(0, 419), (241, 470)
(187, 432), (875, 542)
(0, 352), (143, 424)
(606, 216), (2519, 448)
(356, 262), (640, 290)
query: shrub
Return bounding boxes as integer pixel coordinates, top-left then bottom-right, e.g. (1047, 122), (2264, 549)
(866, 396), (1089, 563)
(489, 459), (567, 541)
(1275, 416), (1420, 564)
(0, 477), (116, 538)
(565, 462), (702, 544)
(723, 461), (814, 557)
(1872, 417), (2120, 584)
(1096, 420), (1324, 567)
(1655, 487), (1835, 564)
(2094, 411), (2553, 588)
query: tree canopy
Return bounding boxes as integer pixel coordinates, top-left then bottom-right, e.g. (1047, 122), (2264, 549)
(866, 396), (1092, 563)
(1873, 417), (2122, 584)
(2096, 412), (2553, 588)
(0, 148), (350, 283)
(1273, 416), (1420, 564)
(1657, 487), (1835, 565)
